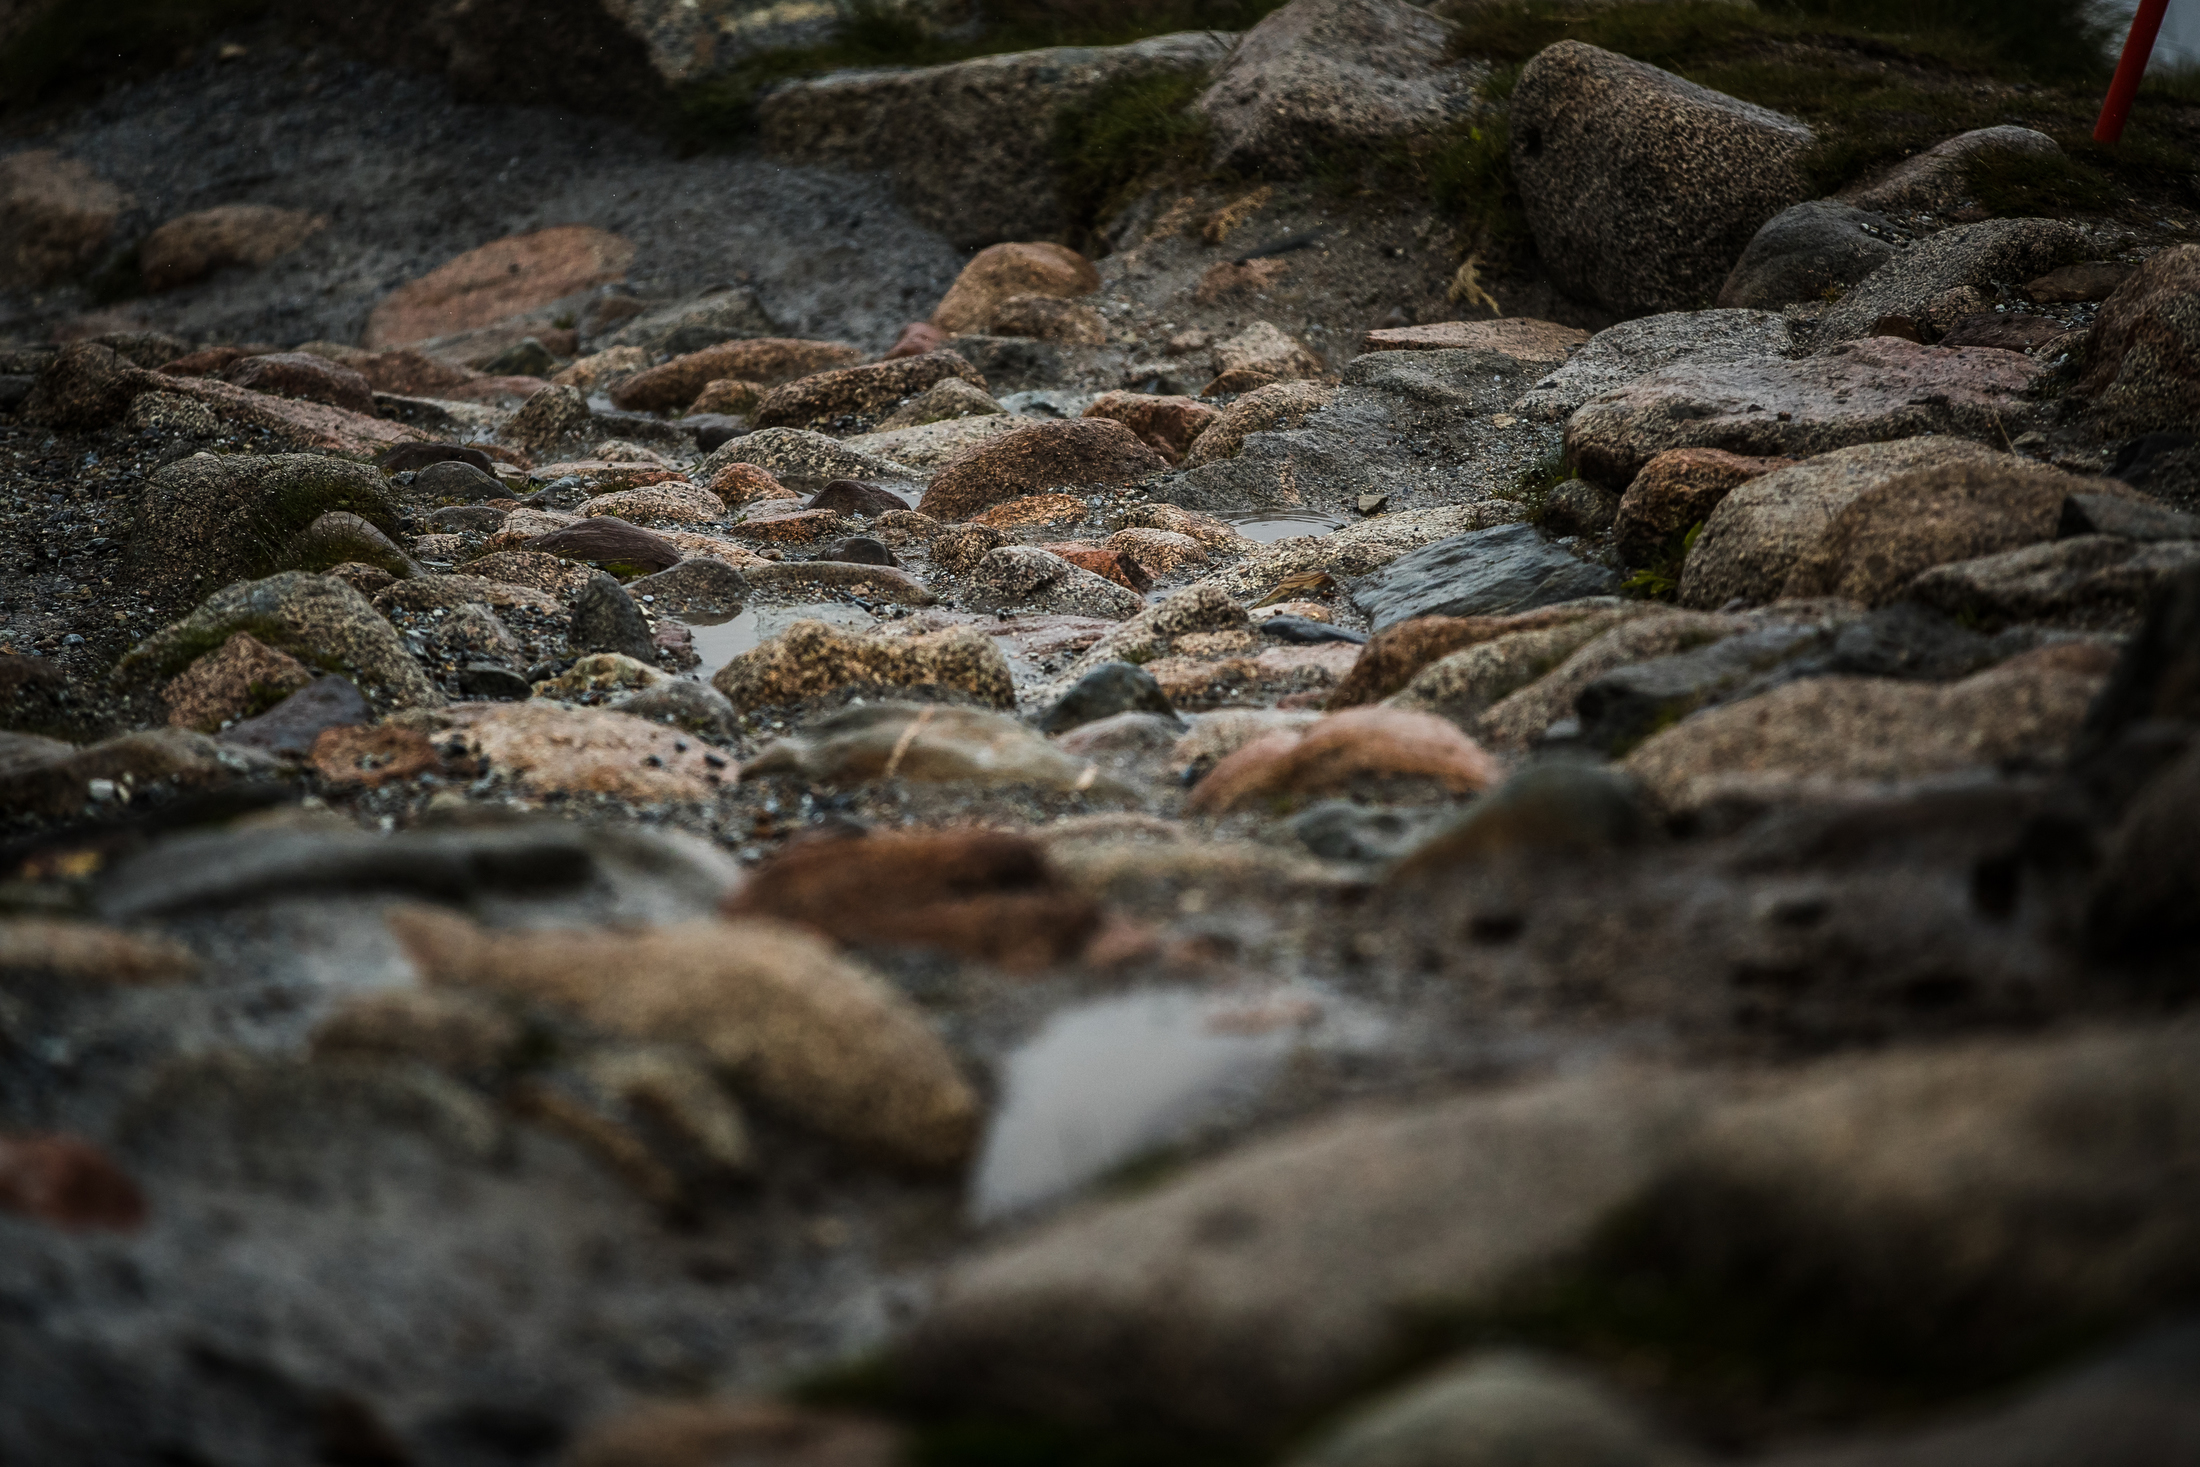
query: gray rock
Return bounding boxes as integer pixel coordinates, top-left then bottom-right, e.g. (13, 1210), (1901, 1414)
(424, 504), (507, 533)
(1818, 601), (1999, 682)
(524, 515), (683, 574)
(965, 546), (1144, 620)
(1510, 41), (1813, 315)
(1840, 125), (2063, 215)
(1906, 535), (2200, 633)
(625, 556), (750, 618)
(2110, 431), (2200, 509)
(377, 441), (498, 476)
(413, 458), (504, 502)
(219, 674), (371, 758)
(1196, 0), (1482, 175)
(282, 511), (422, 580)
(455, 661), (531, 699)
(1257, 616), (1366, 645)
(757, 33), (1233, 248)
(2079, 244), (2200, 437)
(1575, 622), (1840, 755)
(1540, 478), (1619, 538)
(1350, 523), (1617, 632)
(607, 678), (738, 739)
(1290, 800), (1427, 863)
(1513, 309), (1797, 423)
(129, 451), (404, 609)
(1814, 217), (2088, 346)
(478, 336), (559, 377)
(500, 383), (592, 451)
(701, 426), (922, 495)
(0, 726), (284, 821)
(2059, 493), (2200, 542)
(599, 285), (778, 355)
(1039, 662), (1182, 736)
(569, 571), (658, 661)
(1718, 200), (1908, 310)
(742, 560), (934, 606)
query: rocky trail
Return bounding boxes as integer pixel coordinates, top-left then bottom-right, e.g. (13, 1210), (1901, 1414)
(2, 0), (2199, 1463)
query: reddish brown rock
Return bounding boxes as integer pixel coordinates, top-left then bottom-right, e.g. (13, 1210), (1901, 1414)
(2079, 243), (2200, 434)
(689, 378), (762, 415)
(310, 725), (445, 789)
(138, 204), (327, 292)
(709, 462), (801, 507)
(971, 494), (1089, 531)
(751, 350), (988, 431)
(918, 420), (1168, 521)
(1325, 605), (1629, 710)
(726, 830), (1103, 973)
(1083, 390), (1222, 464)
(19, 341), (159, 428)
(1360, 318), (1589, 363)
(223, 352), (376, 414)
(1039, 542), (1151, 592)
(0, 1134), (146, 1232)
(608, 338), (862, 413)
(1195, 257), (1290, 304)
(157, 345), (273, 378)
(930, 241), (1100, 335)
(1187, 706), (1502, 812)
(524, 516), (684, 574)
(160, 375), (426, 457)
(1201, 368), (1280, 397)
(990, 294), (1111, 343)
(0, 150), (128, 289)
(730, 509), (846, 545)
(164, 633), (315, 732)
(364, 226), (635, 348)
(299, 344), (478, 397)
(564, 1401), (901, 1467)
(887, 321), (950, 359)
(1613, 448), (1795, 568)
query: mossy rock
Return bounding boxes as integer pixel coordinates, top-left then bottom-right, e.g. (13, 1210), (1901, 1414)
(129, 451), (405, 610)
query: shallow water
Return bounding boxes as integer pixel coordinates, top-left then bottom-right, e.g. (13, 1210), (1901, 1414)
(679, 601), (878, 683)
(1217, 508), (1349, 543)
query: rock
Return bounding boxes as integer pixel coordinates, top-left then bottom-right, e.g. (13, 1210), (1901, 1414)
(887, 321), (950, 359)
(1040, 663), (1182, 736)
(808, 480), (910, 518)
(714, 620), (1012, 712)
(363, 226), (635, 348)
(19, 342), (157, 429)
(1575, 620), (1844, 755)
(0, 726), (282, 820)
(0, 654), (104, 741)
(0, 1134), (146, 1233)
(579, 481), (729, 528)
(744, 560), (933, 605)
(1814, 217), (2087, 346)
(931, 524), (1009, 575)
(964, 547), (1145, 619)
(388, 906), (979, 1169)
(1083, 391), (1221, 464)
(531, 651), (667, 701)
(971, 493), (1091, 533)
(0, 150), (127, 289)
(1938, 309), (2080, 356)
(500, 382), (594, 451)
(2085, 732), (2200, 956)
(283, 511), (422, 581)
(137, 204), (327, 292)
(476, 336), (559, 377)
(567, 571), (659, 661)
(607, 338), (862, 413)
(120, 572), (441, 711)
(1359, 318), (1588, 361)
(1514, 309), (1796, 424)
(1781, 457), (2100, 606)
(625, 557), (750, 618)
(123, 389), (218, 437)
(751, 350), (988, 433)
(1202, 368), (1280, 397)
(726, 829), (1101, 971)
(744, 702), (1109, 793)
(2027, 261), (2133, 303)
(818, 536), (898, 568)
(917, 419), (1168, 521)
(1286, 1351), (1686, 1467)
(1040, 542), (1148, 592)
(729, 509), (846, 545)
(683, 378), (759, 416)
(1540, 478), (1619, 538)
(1468, 609), (1746, 751)
(1383, 608), (1646, 731)
(1106, 527), (1211, 577)
(424, 699), (728, 801)
(1614, 448), (1794, 568)
(705, 461), (798, 508)
(931, 242), (1102, 335)
(1391, 761), (1655, 876)
(606, 678), (738, 740)
(524, 515), (683, 575)
(563, 1401), (901, 1467)
(1327, 610), (1630, 711)
(128, 451), (404, 608)
(1907, 535), (2200, 633)
(2109, 432), (2200, 508)
(991, 295), (1110, 342)
(1351, 523), (1617, 631)
(1213, 321), (1325, 381)
(552, 344), (651, 391)
(0, 918), (197, 984)
(1676, 436), (2007, 609)
(381, 441), (498, 477)
(1186, 706), (1501, 813)
(163, 633), (315, 732)
(2061, 492), (2200, 541)
(2077, 243), (2200, 435)
(876, 376), (1005, 430)
(1182, 380), (1335, 467)
(1565, 337), (2043, 490)
(843, 414), (1026, 472)
(1718, 200), (1906, 310)
(455, 549), (599, 599)
(220, 675), (373, 758)
(1511, 42), (1812, 315)
(599, 285), (780, 355)
(703, 428), (922, 496)
(1841, 125), (2062, 214)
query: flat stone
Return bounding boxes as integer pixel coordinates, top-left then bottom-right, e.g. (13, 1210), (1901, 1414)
(1359, 318), (1588, 363)
(1350, 523), (1617, 632)
(1513, 309), (1796, 423)
(1907, 535), (2200, 633)
(1814, 217), (2087, 347)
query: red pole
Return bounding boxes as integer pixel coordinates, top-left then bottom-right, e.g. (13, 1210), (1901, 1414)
(2095, 0), (2170, 143)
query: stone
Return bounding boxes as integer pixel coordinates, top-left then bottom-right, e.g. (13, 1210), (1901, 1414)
(729, 509), (846, 545)
(1350, 523), (1616, 631)
(808, 480), (910, 518)
(1907, 535), (2200, 634)
(917, 419), (1168, 521)
(0, 150), (127, 289)
(625, 557), (750, 618)
(818, 536), (898, 568)
(1202, 368), (1281, 397)
(743, 702), (1109, 793)
(1574, 620), (1843, 755)
(991, 295), (1110, 343)
(744, 560), (933, 605)
(0, 726), (282, 820)
(887, 321), (950, 359)
(607, 337), (861, 413)
(970, 493), (1090, 533)
(427, 700), (727, 802)
(607, 678), (738, 739)
(703, 462), (795, 508)
(137, 204), (327, 292)
(1510, 42), (1812, 315)
(0, 918), (197, 985)
(309, 725), (446, 788)
(2028, 261), (2133, 303)
(501, 383), (593, 451)
(1213, 321), (1325, 381)
(931, 524), (1008, 574)
(1717, 200), (1907, 310)
(531, 651), (667, 701)
(364, 226), (635, 348)
(1675, 436), (2006, 609)
(751, 350), (988, 433)
(563, 1401), (901, 1467)
(703, 428), (921, 496)
(223, 350), (376, 414)
(1469, 609), (1746, 751)
(456, 550), (598, 599)
(579, 481), (729, 528)
(964, 547), (1145, 620)
(2077, 243), (2200, 435)
(1039, 542), (1148, 592)
(0, 1134), (146, 1233)
(843, 414), (1026, 472)
(1613, 448), (1793, 568)
(283, 511), (422, 581)
(524, 515), (683, 575)
(875, 376), (1005, 430)
(725, 829), (1101, 972)
(1040, 663), (1182, 736)
(1186, 706), (1501, 813)
(124, 390), (218, 437)
(1359, 318), (1588, 362)
(477, 336), (559, 377)
(1938, 309), (2080, 356)
(713, 620), (1013, 712)
(552, 344), (651, 392)
(1182, 380), (1335, 467)
(685, 377), (761, 416)
(1814, 217), (2087, 346)
(0, 654), (103, 742)
(2061, 493), (2200, 541)
(1106, 527), (1211, 577)
(568, 571), (659, 661)
(380, 441), (498, 477)
(600, 286), (780, 355)
(1539, 478), (1619, 539)
(2086, 740), (2200, 957)
(163, 633), (314, 732)
(1513, 309), (1796, 424)
(1390, 761), (1655, 876)
(931, 243), (1102, 335)
(388, 906), (979, 1170)
(1564, 337), (2043, 490)
(129, 452), (404, 608)
(1083, 391), (1221, 464)
(1257, 616), (1362, 645)
(19, 342), (157, 429)
(1841, 125), (2062, 214)
(120, 572), (441, 712)
(220, 675), (373, 758)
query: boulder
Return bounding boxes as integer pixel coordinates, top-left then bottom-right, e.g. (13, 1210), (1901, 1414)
(1718, 200), (1906, 310)
(1213, 321), (1325, 381)
(419, 699), (725, 802)
(875, 375), (1005, 430)
(363, 226), (634, 348)
(702, 427), (922, 495)
(964, 547), (1145, 619)
(1573, 619), (1844, 756)
(0, 150), (127, 289)
(1196, 0), (1482, 175)
(1182, 380), (1335, 467)
(750, 350), (988, 432)
(1841, 125), (2062, 214)
(1564, 336), (2043, 490)
(712, 619), (1014, 712)
(843, 414), (1026, 471)
(1510, 42), (1813, 315)
(918, 419), (1168, 521)
(1082, 390), (1221, 463)
(990, 295), (1111, 342)
(1814, 217), (2087, 346)
(499, 382), (594, 451)
(162, 633), (315, 733)
(1906, 535), (2200, 633)
(18, 342), (158, 429)
(1613, 448), (1794, 568)
(523, 515), (684, 576)
(597, 286), (779, 355)
(578, 481), (728, 528)
(568, 572), (658, 661)
(129, 451), (404, 608)
(1469, 609), (1749, 751)
(1350, 523), (1617, 631)
(1513, 308), (1796, 424)
(606, 337), (861, 413)
(282, 511), (422, 581)
(138, 204), (327, 292)
(1325, 604), (1625, 709)
(624, 557), (750, 619)
(223, 352), (376, 414)
(1383, 608), (1651, 732)
(1390, 761), (1656, 874)
(2078, 243), (2200, 435)
(1106, 527), (1210, 577)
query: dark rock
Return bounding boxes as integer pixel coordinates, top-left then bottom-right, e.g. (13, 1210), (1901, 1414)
(478, 336), (559, 377)
(964, 547), (1144, 619)
(2060, 493), (2200, 542)
(2080, 244), (2200, 435)
(414, 459), (504, 502)
(600, 287), (779, 355)
(379, 441), (497, 476)
(0, 727), (285, 821)
(1613, 447), (1792, 568)
(1392, 761), (1655, 877)
(220, 675), (372, 758)
(685, 414), (747, 452)
(1290, 799), (1425, 863)
(808, 479), (910, 517)
(0, 1133), (146, 1232)
(1940, 310), (2078, 354)
(455, 661), (533, 700)
(625, 557), (750, 619)
(1257, 616), (1368, 645)
(2110, 432), (2200, 512)
(1515, 308), (1795, 424)
(1815, 217), (2088, 346)
(2072, 561), (2200, 760)
(524, 516), (682, 575)
(1821, 601), (1997, 682)
(129, 452), (405, 609)
(1539, 478), (1619, 538)
(0, 375), (32, 413)
(751, 350), (988, 433)
(1841, 125), (2061, 214)
(0, 653), (107, 741)
(1574, 622), (1835, 755)
(607, 679), (738, 739)
(1350, 523), (1618, 632)
(1718, 199), (1906, 310)
(224, 352), (376, 414)
(424, 504), (508, 533)
(501, 383), (592, 450)
(2086, 740), (2200, 958)
(2028, 260), (2133, 303)
(1038, 662), (1182, 736)
(20, 342), (158, 429)
(569, 572), (658, 661)
(283, 511), (423, 580)
(818, 537), (898, 568)
(1908, 537), (2200, 634)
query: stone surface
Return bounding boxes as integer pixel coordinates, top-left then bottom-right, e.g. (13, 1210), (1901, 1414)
(222, 352), (376, 413)
(1841, 125), (2062, 214)
(703, 428), (921, 495)
(524, 515), (684, 575)
(0, 1133), (147, 1233)
(751, 350), (987, 432)
(423, 699), (726, 802)
(562, 1401), (902, 1467)
(1213, 321), (1325, 381)
(625, 557), (750, 618)
(808, 480), (911, 519)
(129, 451), (403, 608)
(1815, 217), (2087, 346)
(1082, 391), (1221, 464)
(0, 726), (282, 819)
(963, 547), (1145, 620)
(1384, 608), (1649, 732)
(0, 150), (127, 289)
(606, 337), (860, 412)
(570, 571), (659, 661)
(875, 375), (1005, 430)
(1182, 380), (1335, 468)
(138, 204), (327, 292)
(1907, 535), (2200, 633)
(990, 295), (1111, 343)
(220, 675), (373, 758)
(1718, 200), (1906, 311)
(1390, 760), (1656, 874)
(1196, 0), (1482, 175)
(162, 633), (315, 733)
(744, 702), (1110, 793)
(1613, 448), (1793, 568)
(578, 481), (729, 528)
(713, 620), (1013, 712)
(1565, 337), (2043, 490)
(1574, 619), (1843, 755)
(284, 511), (422, 581)
(364, 226), (634, 348)
(1351, 523), (1617, 631)
(1360, 317), (1588, 362)
(2078, 243), (2200, 435)
(1186, 706), (1501, 812)
(918, 419), (1168, 521)
(1470, 609), (1749, 751)
(1040, 663), (1182, 735)
(1511, 42), (1812, 315)
(500, 382), (594, 451)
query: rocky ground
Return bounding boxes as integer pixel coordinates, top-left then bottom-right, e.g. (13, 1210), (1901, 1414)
(3, 1), (2200, 1464)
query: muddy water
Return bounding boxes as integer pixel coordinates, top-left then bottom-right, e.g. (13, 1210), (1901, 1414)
(1217, 509), (1350, 543)
(679, 602), (878, 683)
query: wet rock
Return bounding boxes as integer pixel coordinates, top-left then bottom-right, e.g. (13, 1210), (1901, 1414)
(706, 461), (799, 508)
(703, 427), (922, 495)
(1198, 0), (1482, 175)
(0, 150), (127, 289)
(124, 389), (218, 437)
(221, 351), (375, 414)
(966, 547), (1144, 619)
(1361, 317), (1589, 363)
(1614, 448), (1794, 569)
(714, 620), (1012, 712)
(1351, 522), (1616, 631)
(563, 1401), (902, 1467)
(1392, 760), (1655, 876)
(808, 480), (910, 518)
(364, 225), (634, 348)
(815, 536), (898, 569)
(991, 294), (1111, 342)
(220, 675), (372, 758)
(1040, 663), (1182, 736)
(844, 413), (1027, 472)
(123, 572), (440, 711)
(1938, 309), (2081, 356)
(2085, 740), (2200, 958)
(451, 550), (599, 600)
(374, 573), (563, 619)
(1083, 391), (1221, 463)
(128, 451), (404, 609)
(138, 203), (326, 291)
(419, 700), (728, 801)
(0, 726), (282, 820)
(681, 377), (759, 417)
(932, 524), (1009, 574)
(578, 481), (728, 529)
(1815, 217), (2087, 346)
(918, 419), (1169, 521)
(1511, 42), (1812, 315)
(625, 557), (750, 618)
(1106, 527), (1211, 577)
(744, 702), (1108, 792)
(532, 651), (668, 701)
(20, 341), (158, 429)
(1213, 321), (1325, 381)
(1179, 380), (1336, 470)
(875, 375), (1005, 430)
(971, 493), (1091, 533)
(727, 829), (1101, 971)
(0, 1134), (146, 1233)
(743, 559), (933, 605)
(1187, 706), (1501, 813)
(1718, 199), (1906, 310)
(1677, 437), (2010, 609)
(1514, 309), (1796, 424)
(608, 338), (862, 413)
(2078, 243), (2200, 435)
(389, 906), (978, 1169)
(1842, 125), (2062, 214)
(569, 571), (659, 661)
(2062, 492), (2200, 541)
(1383, 608), (1646, 731)
(1539, 478), (1619, 538)
(1567, 338), (2041, 491)
(1039, 543), (1148, 592)
(752, 350), (988, 433)
(1908, 535), (2200, 633)
(729, 509), (846, 546)
(1257, 616), (1366, 645)
(524, 515), (683, 575)
(163, 632), (314, 732)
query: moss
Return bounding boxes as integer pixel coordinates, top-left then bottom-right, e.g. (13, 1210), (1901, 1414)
(0, 0), (271, 118)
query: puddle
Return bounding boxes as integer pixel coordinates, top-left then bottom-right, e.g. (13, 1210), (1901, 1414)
(1216, 508), (1349, 543)
(970, 986), (1383, 1223)
(678, 601), (877, 683)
